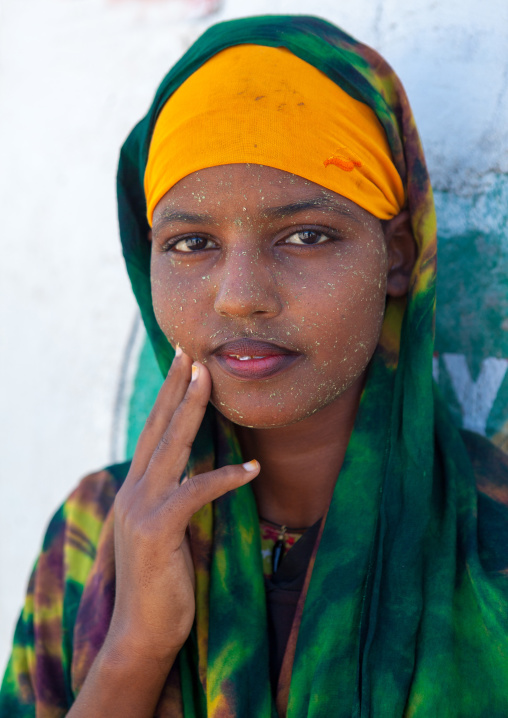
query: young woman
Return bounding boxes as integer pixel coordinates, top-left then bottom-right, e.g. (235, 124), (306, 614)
(2, 14), (508, 718)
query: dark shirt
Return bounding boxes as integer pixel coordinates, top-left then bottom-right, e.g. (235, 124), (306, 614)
(265, 519), (322, 691)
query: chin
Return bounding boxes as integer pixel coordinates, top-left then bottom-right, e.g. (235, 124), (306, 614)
(211, 402), (292, 429)
(210, 394), (328, 430)
(209, 369), (366, 429)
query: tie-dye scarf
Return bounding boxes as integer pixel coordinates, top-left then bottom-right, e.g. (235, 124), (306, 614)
(3, 15), (508, 718)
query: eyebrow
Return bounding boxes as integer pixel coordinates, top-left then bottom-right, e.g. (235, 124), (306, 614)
(153, 209), (214, 230)
(262, 196), (361, 222)
(153, 196), (361, 229)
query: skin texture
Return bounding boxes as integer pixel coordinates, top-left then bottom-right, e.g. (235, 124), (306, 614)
(68, 164), (414, 716)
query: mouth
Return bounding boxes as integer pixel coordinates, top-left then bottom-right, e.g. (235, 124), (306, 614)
(211, 338), (301, 380)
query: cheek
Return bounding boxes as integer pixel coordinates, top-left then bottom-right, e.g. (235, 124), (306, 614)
(150, 261), (205, 353)
(297, 244), (388, 345)
(297, 245), (388, 386)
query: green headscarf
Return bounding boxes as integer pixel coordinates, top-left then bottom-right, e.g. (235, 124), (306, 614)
(115, 14), (508, 718)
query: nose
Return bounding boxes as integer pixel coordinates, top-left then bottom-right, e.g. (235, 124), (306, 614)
(213, 250), (282, 319)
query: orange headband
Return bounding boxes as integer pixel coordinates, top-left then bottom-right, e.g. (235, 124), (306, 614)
(145, 45), (405, 225)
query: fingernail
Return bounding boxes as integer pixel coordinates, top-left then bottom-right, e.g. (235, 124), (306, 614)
(175, 344), (182, 357)
(242, 460), (259, 472)
(191, 364), (199, 382)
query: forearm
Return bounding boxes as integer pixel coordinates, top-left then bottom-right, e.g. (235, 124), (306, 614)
(67, 640), (178, 718)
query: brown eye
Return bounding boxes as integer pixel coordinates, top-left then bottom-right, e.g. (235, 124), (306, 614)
(172, 236), (214, 252)
(284, 230), (330, 246)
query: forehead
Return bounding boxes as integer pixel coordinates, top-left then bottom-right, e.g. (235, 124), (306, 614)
(152, 163), (377, 227)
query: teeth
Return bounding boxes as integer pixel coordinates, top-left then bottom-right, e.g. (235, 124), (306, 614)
(229, 355), (267, 361)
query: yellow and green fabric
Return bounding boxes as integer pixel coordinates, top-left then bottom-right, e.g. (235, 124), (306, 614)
(2, 15), (508, 718)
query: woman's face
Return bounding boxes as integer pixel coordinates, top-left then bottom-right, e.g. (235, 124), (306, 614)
(150, 164), (391, 428)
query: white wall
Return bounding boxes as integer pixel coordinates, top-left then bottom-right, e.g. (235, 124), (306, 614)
(1, 0), (507, 675)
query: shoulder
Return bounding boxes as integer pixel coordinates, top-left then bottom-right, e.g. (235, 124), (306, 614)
(41, 460), (131, 555)
(70, 459), (131, 503)
(64, 460), (131, 521)
(460, 430), (508, 573)
(46, 460), (131, 652)
(32, 460), (131, 612)
(460, 430), (508, 505)
(0, 461), (131, 715)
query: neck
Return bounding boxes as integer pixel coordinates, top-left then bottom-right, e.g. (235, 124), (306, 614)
(235, 375), (364, 529)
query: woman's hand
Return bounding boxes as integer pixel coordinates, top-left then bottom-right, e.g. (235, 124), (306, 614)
(107, 348), (260, 666)
(68, 349), (258, 716)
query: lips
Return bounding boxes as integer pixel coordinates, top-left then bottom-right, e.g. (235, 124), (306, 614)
(212, 339), (300, 380)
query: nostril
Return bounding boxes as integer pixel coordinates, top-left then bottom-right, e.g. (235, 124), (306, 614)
(213, 289), (281, 318)
(212, 266), (283, 318)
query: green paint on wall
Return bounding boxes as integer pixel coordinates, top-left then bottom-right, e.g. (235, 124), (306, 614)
(434, 175), (508, 442)
(434, 176), (508, 363)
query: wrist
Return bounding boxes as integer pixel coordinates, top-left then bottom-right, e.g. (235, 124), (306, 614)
(67, 635), (179, 718)
(98, 633), (180, 683)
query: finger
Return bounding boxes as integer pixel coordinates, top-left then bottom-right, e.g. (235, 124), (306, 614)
(128, 347), (192, 480)
(163, 461), (260, 535)
(143, 361), (212, 495)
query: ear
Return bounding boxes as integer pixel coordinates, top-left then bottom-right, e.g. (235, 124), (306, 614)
(148, 229), (153, 242)
(383, 209), (416, 297)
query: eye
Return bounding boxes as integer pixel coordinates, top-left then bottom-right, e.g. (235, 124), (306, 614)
(170, 236), (216, 253)
(283, 230), (331, 246)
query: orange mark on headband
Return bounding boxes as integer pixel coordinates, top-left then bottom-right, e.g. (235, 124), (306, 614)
(324, 148), (362, 172)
